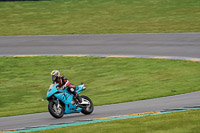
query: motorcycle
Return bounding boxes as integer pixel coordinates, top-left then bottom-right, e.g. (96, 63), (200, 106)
(46, 83), (94, 118)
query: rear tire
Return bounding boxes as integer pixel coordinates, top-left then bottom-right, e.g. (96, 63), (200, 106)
(48, 100), (64, 118)
(81, 95), (94, 115)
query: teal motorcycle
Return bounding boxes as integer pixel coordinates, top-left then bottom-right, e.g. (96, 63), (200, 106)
(46, 83), (94, 118)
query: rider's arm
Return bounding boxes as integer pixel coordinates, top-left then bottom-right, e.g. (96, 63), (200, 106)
(62, 76), (76, 88)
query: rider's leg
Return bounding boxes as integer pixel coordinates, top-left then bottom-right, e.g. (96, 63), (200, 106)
(74, 93), (82, 103)
(67, 87), (82, 103)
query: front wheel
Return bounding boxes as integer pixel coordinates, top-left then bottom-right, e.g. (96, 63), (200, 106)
(48, 100), (64, 118)
(81, 95), (94, 115)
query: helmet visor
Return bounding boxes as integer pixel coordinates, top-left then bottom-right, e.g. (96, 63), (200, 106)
(51, 75), (57, 81)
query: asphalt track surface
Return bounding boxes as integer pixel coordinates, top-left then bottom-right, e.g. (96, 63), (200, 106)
(0, 33), (200, 131)
(0, 33), (200, 58)
(0, 91), (200, 131)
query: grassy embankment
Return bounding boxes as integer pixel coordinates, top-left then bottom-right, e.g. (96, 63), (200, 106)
(0, 56), (200, 117)
(0, 0), (200, 35)
(34, 109), (200, 133)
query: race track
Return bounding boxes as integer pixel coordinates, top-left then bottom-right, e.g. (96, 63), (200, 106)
(0, 33), (200, 131)
(0, 33), (200, 58)
(0, 91), (200, 131)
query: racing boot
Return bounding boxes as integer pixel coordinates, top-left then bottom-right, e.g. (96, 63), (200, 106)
(75, 93), (89, 105)
(75, 94), (82, 103)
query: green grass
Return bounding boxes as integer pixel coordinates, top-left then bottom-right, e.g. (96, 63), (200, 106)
(34, 109), (200, 133)
(0, 0), (200, 36)
(0, 56), (200, 117)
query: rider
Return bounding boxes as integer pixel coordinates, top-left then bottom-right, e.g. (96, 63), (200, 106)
(50, 70), (84, 104)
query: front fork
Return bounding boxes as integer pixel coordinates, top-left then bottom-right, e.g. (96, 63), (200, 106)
(50, 98), (62, 108)
(57, 100), (61, 108)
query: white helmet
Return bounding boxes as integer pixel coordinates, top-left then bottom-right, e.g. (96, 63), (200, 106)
(51, 70), (60, 81)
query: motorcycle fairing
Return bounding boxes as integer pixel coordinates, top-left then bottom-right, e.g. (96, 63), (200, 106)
(46, 83), (83, 114)
(54, 92), (82, 114)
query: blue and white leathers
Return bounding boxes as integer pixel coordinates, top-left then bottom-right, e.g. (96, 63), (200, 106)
(46, 83), (85, 114)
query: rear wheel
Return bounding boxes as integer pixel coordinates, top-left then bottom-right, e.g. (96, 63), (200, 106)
(81, 95), (94, 115)
(48, 100), (64, 118)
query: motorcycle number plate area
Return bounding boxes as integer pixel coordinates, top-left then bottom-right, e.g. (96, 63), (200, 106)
(48, 84), (56, 92)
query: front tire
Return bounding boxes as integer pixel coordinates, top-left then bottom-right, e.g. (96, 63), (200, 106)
(81, 95), (94, 115)
(48, 100), (64, 118)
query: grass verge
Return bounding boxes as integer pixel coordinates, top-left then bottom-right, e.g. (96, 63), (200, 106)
(0, 56), (200, 117)
(33, 109), (200, 133)
(0, 0), (200, 35)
